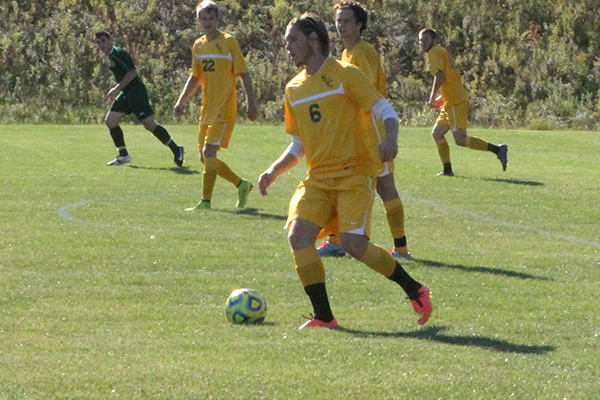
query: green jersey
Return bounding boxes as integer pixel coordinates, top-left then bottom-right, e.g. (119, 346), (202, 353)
(109, 46), (142, 90)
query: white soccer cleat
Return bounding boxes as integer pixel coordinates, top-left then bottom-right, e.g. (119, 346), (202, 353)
(106, 155), (131, 166)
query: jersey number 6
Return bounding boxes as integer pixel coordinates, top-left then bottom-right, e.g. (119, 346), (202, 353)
(309, 104), (321, 123)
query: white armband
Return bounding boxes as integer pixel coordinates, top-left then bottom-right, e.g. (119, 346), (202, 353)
(284, 135), (304, 160)
(371, 98), (399, 122)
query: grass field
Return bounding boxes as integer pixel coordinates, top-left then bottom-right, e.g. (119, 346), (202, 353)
(1, 124), (599, 399)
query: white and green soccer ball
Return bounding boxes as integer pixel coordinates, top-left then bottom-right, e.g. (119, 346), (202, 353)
(225, 288), (267, 324)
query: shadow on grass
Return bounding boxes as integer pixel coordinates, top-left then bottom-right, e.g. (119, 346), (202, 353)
(412, 258), (551, 281)
(128, 165), (200, 175)
(481, 177), (544, 186)
(219, 207), (287, 221)
(339, 326), (555, 354)
(455, 175), (543, 186)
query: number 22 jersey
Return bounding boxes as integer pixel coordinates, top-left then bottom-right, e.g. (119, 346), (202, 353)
(191, 32), (249, 125)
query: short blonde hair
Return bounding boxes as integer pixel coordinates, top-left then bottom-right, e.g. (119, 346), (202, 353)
(196, 1), (219, 19)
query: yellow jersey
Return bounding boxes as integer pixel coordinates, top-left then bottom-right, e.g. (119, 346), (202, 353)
(341, 39), (387, 97)
(426, 45), (469, 107)
(191, 32), (249, 124)
(285, 58), (383, 179)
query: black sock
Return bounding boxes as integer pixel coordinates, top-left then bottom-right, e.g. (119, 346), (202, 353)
(443, 162), (453, 174)
(109, 126), (127, 155)
(304, 283), (334, 322)
(487, 143), (500, 154)
(152, 125), (178, 152)
(387, 263), (421, 298)
(394, 236), (407, 248)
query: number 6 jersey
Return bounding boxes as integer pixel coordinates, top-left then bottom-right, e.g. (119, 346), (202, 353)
(191, 32), (249, 125)
(285, 58), (383, 179)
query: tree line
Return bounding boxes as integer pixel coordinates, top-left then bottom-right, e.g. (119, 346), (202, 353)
(2, 0), (600, 129)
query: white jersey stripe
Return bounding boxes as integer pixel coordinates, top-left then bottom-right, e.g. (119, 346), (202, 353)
(195, 53), (233, 60)
(289, 83), (345, 107)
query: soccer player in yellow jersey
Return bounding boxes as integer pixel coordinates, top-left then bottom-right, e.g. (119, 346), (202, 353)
(258, 13), (432, 329)
(175, 1), (258, 210)
(316, 1), (411, 260)
(419, 28), (508, 176)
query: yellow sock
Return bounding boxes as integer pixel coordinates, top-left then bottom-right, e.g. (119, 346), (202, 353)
(214, 158), (241, 185)
(358, 242), (397, 278)
(436, 139), (451, 164)
(465, 136), (489, 151)
(202, 157), (218, 201)
(292, 247), (326, 287)
(383, 198), (408, 255)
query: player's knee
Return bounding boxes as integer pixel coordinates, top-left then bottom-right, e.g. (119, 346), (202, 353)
(341, 234), (368, 259)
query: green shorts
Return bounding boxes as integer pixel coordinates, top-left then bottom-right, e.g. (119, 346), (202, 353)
(110, 83), (154, 120)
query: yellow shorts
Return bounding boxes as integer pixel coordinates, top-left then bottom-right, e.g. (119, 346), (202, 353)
(198, 122), (235, 151)
(377, 160), (394, 177)
(437, 101), (470, 131)
(287, 174), (376, 238)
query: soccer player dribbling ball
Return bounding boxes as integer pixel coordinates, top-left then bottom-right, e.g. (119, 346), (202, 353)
(419, 28), (508, 176)
(95, 31), (184, 167)
(317, 1), (412, 260)
(175, 1), (258, 210)
(258, 13), (432, 329)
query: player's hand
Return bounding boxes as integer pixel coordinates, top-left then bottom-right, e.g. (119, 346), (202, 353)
(106, 87), (120, 105)
(258, 170), (275, 195)
(379, 139), (398, 162)
(246, 102), (258, 121)
(174, 102), (187, 116)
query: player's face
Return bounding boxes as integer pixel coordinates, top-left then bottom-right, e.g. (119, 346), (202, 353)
(285, 24), (312, 67)
(335, 8), (361, 41)
(419, 33), (434, 53)
(198, 10), (219, 35)
(95, 36), (112, 55)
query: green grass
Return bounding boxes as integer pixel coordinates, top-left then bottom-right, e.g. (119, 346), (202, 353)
(1, 124), (599, 399)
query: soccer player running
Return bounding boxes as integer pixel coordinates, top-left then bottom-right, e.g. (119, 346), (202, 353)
(94, 32), (184, 167)
(419, 28), (508, 176)
(175, 0), (258, 210)
(317, 1), (411, 260)
(258, 13), (432, 329)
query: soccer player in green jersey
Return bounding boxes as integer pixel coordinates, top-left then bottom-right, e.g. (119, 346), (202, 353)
(317, 1), (411, 260)
(258, 13), (432, 329)
(419, 28), (508, 176)
(175, 1), (258, 210)
(94, 31), (184, 167)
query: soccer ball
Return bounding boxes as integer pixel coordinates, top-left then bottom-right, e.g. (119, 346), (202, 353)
(225, 288), (267, 324)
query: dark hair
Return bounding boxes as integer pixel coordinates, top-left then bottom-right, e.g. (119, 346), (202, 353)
(334, 1), (368, 33)
(94, 31), (111, 40)
(288, 13), (329, 56)
(419, 28), (437, 40)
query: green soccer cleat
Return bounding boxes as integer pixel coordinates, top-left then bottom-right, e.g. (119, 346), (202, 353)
(186, 200), (211, 211)
(236, 179), (253, 208)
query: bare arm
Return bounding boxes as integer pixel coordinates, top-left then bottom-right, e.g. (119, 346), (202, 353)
(379, 117), (399, 162)
(428, 71), (445, 107)
(241, 72), (258, 121)
(107, 68), (138, 103)
(174, 76), (201, 116)
(258, 140), (302, 195)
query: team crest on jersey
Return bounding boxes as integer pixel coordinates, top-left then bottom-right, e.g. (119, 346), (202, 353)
(321, 74), (333, 88)
(216, 44), (223, 53)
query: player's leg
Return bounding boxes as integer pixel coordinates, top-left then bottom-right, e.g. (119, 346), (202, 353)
(288, 186), (339, 329)
(376, 172), (410, 259)
(140, 114), (184, 167)
(104, 110), (130, 166)
(338, 176), (432, 325)
(432, 122), (453, 176)
(449, 103), (509, 171)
